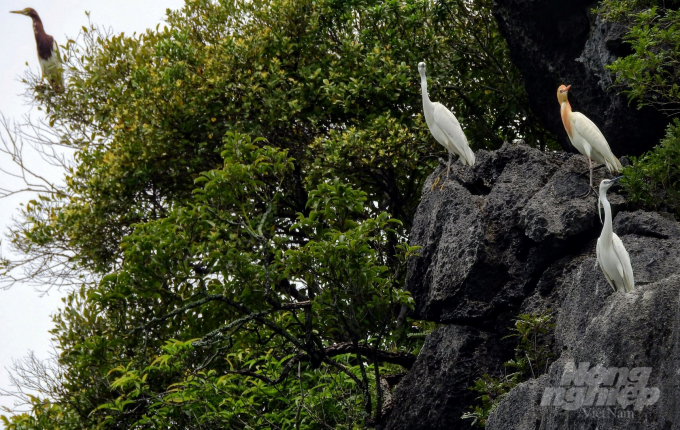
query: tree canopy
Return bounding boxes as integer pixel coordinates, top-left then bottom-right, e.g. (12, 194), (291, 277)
(597, 0), (680, 218)
(599, 0), (680, 115)
(1, 0), (551, 428)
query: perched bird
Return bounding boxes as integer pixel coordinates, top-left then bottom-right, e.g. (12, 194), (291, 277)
(418, 62), (474, 184)
(596, 177), (634, 293)
(10, 8), (64, 93)
(557, 85), (621, 188)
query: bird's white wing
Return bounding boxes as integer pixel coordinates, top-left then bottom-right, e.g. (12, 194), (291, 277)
(54, 40), (63, 62)
(41, 40), (64, 91)
(40, 43), (62, 74)
(596, 238), (616, 291)
(612, 233), (634, 292)
(571, 112), (622, 172)
(432, 103), (475, 166)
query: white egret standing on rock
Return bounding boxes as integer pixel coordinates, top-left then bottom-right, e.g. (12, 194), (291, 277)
(596, 176), (634, 293)
(557, 85), (621, 189)
(10, 8), (64, 93)
(418, 62), (474, 186)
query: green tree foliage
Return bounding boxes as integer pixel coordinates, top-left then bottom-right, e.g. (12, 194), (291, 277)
(1, 399), (81, 430)
(462, 311), (555, 428)
(597, 0), (680, 218)
(1, 0), (550, 427)
(599, 0), (680, 115)
(621, 119), (680, 217)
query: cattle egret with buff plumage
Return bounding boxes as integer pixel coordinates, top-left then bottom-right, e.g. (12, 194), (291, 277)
(557, 85), (621, 189)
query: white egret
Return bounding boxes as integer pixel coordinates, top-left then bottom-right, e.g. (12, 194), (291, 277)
(10, 8), (64, 93)
(418, 62), (474, 185)
(557, 85), (621, 188)
(596, 177), (634, 293)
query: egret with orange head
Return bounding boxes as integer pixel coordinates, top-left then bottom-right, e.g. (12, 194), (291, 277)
(557, 85), (621, 188)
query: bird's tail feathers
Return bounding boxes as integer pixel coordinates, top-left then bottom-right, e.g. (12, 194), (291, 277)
(460, 144), (475, 166)
(605, 155), (623, 173)
(614, 156), (623, 172)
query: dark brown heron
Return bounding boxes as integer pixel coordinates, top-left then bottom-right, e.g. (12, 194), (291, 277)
(10, 8), (64, 93)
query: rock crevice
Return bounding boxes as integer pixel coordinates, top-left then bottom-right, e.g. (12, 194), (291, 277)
(384, 143), (680, 430)
(405, 144), (602, 328)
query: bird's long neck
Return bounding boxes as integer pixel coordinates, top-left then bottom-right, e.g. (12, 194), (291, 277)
(420, 73), (433, 120)
(30, 16), (54, 61)
(31, 15), (45, 39)
(560, 101), (573, 139)
(599, 189), (614, 247)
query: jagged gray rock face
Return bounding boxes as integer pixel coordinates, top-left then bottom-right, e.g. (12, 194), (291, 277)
(520, 155), (596, 242)
(385, 144), (680, 430)
(488, 274), (680, 429)
(485, 211), (680, 429)
(487, 377), (547, 429)
(543, 211), (680, 354)
(491, 0), (668, 156)
(380, 325), (509, 430)
(406, 143), (599, 325)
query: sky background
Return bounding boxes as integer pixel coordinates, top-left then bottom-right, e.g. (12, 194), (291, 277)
(0, 0), (185, 418)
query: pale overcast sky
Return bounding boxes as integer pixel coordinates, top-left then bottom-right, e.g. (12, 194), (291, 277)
(0, 0), (186, 417)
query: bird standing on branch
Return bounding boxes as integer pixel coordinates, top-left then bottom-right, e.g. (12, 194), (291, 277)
(418, 62), (474, 187)
(596, 177), (634, 293)
(10, 8), (64, 93)
(557, 85), (621, 189)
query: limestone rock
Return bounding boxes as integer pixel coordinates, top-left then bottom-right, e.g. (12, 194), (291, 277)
(491, 0), (668, 156)
(386, 142), (680, 430)
(406, 143), (604, 325)
(382, 325), (509, 430)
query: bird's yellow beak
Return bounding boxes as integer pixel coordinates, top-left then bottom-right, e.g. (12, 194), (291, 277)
(564, 85), (571, 92)
(10, 10), (25, 15)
